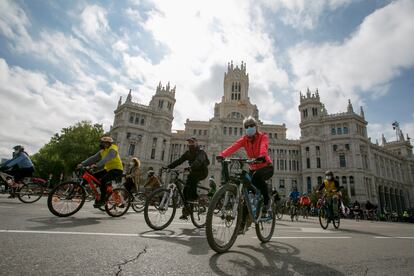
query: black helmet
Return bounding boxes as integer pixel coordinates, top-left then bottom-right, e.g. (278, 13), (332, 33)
(325, 170), (334, 176)
(13, 145), (24, 151)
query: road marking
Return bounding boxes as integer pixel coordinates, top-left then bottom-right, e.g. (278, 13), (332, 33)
(268, 236), (351, 239)
(0, 229), (206, 239)
(374, 237), (414, 239)
(0, 229), (141, 237)
(141, 234), (205, 239)
(0, 206), (14, 209)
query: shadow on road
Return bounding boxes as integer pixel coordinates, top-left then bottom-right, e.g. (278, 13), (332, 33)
(139, 227), (210, 256)
(26, 216), (121, 230)
(209, 242), (344, 275)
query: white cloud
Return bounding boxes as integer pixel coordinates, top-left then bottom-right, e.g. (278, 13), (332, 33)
(257, 0), (354, 30)
(0, 58), (124, 157)
(288, 0), (414, 113)
(0, 0), (30, 40)
(80, 5), (109, 41)
(124, 0), (290, 129)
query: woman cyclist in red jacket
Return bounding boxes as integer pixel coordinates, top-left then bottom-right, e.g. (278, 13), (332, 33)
(217, 116), (274, 217)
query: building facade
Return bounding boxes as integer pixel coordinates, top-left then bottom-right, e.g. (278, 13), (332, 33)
(110, 62), (414, 213)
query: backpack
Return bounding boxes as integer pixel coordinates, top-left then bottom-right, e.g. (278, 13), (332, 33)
(202, 150), (210, 167)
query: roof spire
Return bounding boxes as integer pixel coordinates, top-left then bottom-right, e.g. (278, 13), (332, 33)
(347, 99), (354, 113)
(126, 89), (132, 102)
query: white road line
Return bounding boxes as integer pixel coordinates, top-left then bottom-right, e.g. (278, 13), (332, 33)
(267, 236), (351, 239)
(0, 206), (14, 209)
(374, 236), (414, 239)
(0, 229), (141, 237)
(0, 229), (205, 239)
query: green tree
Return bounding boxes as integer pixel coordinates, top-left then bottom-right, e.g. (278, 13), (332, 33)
(32, 121), (104, 181)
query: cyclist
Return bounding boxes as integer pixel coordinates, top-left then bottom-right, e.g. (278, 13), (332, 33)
(78, 136), (123, 208)
(124, 157), (141, 194)
(0, 145), (35, 198)
(217, 116), (274, 231)
(272, 187), (281, 203)
(365, 200), (377, 220)
(166, 137), (210, 220)
(318, 170), (340, 222)
(288, 187), (300, 219)
(143, 167), (161, 193)
(299, 193), (311, 218)
(207, 176), (217, 198)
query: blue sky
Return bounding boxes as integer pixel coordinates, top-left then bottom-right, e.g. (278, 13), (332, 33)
(0, 0), (413, 158)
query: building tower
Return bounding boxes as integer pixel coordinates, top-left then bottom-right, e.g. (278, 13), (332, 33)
(298, 88), (324, 193)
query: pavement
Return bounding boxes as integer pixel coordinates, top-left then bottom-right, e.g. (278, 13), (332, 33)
(0, 195), (413, 276)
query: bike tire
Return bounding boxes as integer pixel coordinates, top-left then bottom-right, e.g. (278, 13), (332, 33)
(319, 207), (329, 230)
(131, 192), (147, 213)
(47, 181), (86, 217)
(255, 209), (276, 243)
(144, 188), (176, 230)
(206, 184), (241, 254)
(17, 182), (44, 203)
(190, 198), (209, 228)
(105, 188), (131, 217)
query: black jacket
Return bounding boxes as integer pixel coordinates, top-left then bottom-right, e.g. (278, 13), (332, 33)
(168, 147), (209, 174)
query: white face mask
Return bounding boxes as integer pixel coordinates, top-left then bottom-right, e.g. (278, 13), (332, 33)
(325, 175), (333, 181)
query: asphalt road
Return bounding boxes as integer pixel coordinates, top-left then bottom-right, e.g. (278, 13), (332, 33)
(0, 195), (413, 276)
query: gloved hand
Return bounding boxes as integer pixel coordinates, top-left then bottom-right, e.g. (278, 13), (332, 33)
(255, 156), (266, 163)
(216, 155), (224, 162)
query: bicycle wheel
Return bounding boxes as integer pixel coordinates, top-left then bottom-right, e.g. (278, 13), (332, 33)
(319, 207), (329, 230)
(105, 188), (131, 217)
(206, 184), (241, 254)
(144, 188), (176, 230)
(47, 182), (86, 217)
(333, 216), (340, 229)
(131, 192), (147, 213)
(17, 182), (44, 203)
(255, 208), (276, 242)
(190, 197), (209, 228)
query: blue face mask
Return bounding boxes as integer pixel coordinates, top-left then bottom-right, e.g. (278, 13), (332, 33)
(245, 126), (256, 137)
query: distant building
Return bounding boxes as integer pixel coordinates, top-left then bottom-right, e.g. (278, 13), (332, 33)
(110, 62), (414, 213)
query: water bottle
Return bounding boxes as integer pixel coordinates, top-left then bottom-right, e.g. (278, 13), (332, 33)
(248, 191), (256, 215)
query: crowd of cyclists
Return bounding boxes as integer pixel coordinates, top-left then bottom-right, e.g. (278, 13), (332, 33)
(1, 115), (413, 224)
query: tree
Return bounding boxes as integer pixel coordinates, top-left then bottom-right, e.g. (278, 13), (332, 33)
(32, 121), (104, 181)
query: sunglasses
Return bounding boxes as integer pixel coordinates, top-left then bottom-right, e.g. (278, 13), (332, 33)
(244, 124), (256, 129)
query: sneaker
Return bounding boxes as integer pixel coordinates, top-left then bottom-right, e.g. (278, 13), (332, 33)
(179, 214), (188, 220)
(93, 201), (104, 208)
(7, 194), (15, 199)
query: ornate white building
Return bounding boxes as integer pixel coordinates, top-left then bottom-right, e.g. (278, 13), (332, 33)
(110, 62), (414, 213)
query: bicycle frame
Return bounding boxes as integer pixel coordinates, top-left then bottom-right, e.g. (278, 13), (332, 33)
(220, 158), (271, 224)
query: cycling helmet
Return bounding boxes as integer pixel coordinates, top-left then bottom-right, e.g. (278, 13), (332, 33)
(100, 136), (113, 143)
(325, 170), (334, 176)
(13, 145), (24, 151)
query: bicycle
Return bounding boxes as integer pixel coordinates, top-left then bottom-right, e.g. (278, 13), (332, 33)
(143, 168), (210, 230)
(0, 171), (44, 203)
(205, 158), (276, 253)
(318, 192), (340, 230)
(47, 167), (130, 217)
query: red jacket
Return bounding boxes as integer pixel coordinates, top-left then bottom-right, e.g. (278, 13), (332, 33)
(220, 132), (272, 171)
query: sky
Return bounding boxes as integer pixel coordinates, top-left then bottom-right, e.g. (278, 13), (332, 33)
(0, 0), (414, 158)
